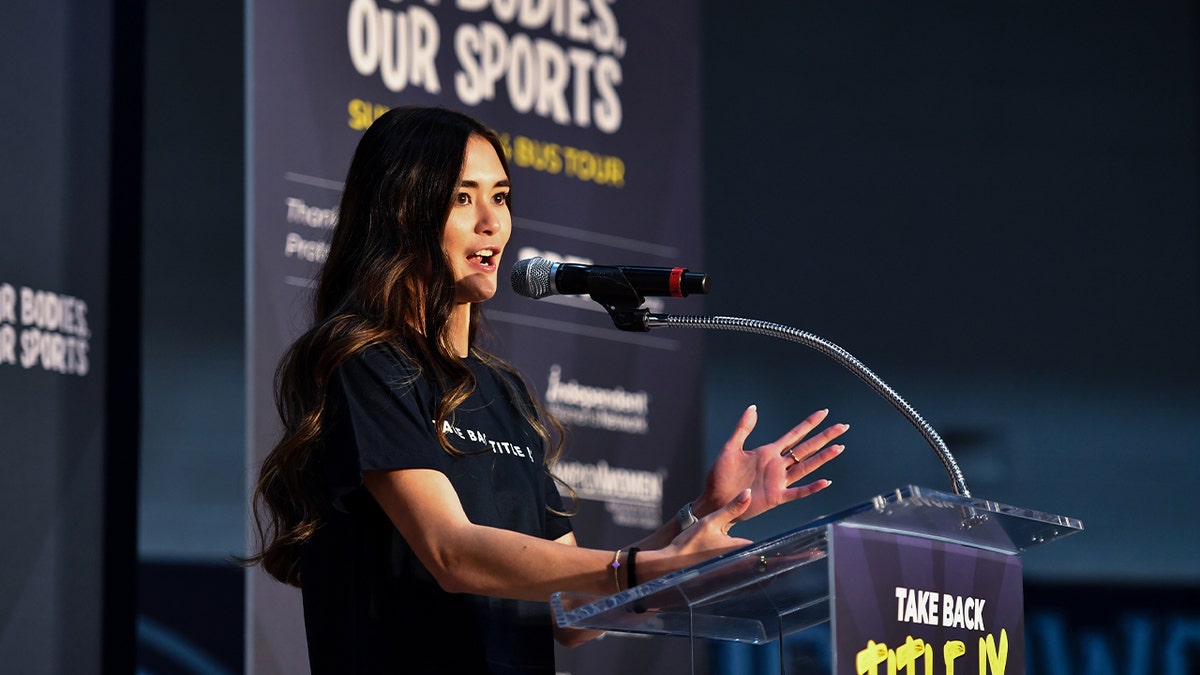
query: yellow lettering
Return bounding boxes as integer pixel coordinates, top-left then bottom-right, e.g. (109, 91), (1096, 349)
(348, 98), (390, 130)
(943, 640), (965, 674)
(853, 635), (1009, 675)
(512, 135), (563, 174)
(605, 155), (625, 187)
(979, 629), (1009, 674)
(499, 131), (624, 187)
(895, 635), (933, 675)
(856, 640), (889, 675)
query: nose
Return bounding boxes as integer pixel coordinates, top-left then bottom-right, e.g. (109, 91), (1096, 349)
(475, 200), (502, 236)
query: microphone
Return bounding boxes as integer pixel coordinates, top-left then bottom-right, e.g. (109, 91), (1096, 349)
(511, 257), (710, 300)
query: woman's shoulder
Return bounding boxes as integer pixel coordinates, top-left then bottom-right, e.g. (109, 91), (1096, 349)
(342, 340), (423, 384)
(467, 350), (517, 383)
(469, 351), (537, 406)
(356, 339), (413, 364)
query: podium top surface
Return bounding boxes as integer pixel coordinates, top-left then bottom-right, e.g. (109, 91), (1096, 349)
(551, 485), (1083, 643)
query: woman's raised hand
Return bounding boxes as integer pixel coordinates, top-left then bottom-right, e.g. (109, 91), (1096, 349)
(692, 406), (847, 524)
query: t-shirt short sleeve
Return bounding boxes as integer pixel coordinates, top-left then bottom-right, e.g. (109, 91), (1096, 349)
(337, 344), (447, 472)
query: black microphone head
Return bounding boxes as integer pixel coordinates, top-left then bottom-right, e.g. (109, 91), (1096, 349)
(511, 257), (556, 299)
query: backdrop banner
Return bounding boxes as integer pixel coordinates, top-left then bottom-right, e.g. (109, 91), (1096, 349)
(248, 2), (703, 672)
(0, 1), (113, 672)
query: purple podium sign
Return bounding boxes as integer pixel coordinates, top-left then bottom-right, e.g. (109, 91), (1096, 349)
(832, 525), (1026, 675)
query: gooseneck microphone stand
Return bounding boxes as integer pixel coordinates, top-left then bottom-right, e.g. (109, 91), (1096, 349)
(594, 296), (972, 500)
(643, 313), (971, 499)
(508, 255), (970, 497)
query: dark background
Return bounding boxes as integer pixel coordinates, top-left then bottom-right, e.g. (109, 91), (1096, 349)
(2, 0), (1196, 673)
(700, 0), (1199, 585)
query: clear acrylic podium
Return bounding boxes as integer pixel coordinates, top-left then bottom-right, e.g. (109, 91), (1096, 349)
(551, 485), (1082, 669)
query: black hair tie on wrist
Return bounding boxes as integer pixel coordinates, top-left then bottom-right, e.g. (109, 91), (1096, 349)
(627, 547), (640, 588)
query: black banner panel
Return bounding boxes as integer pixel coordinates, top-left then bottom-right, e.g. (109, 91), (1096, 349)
(248, 2), (703, 673)
(0, 0), (114, 672)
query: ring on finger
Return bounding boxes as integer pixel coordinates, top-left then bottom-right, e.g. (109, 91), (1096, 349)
(787, 449), (801, 467)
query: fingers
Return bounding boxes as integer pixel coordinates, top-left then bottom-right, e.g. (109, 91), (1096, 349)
(802, 423), (850, 458)
(728, 488), (751, 511)
(787, 443), (845, 474)
(778, 444), (843, 506)
(717, 488), (752, 535)
(786, 478), (834, 500)
(723, 404), (759, 452)
(782, 421), (850, 462)
(775, 409), (832, 456)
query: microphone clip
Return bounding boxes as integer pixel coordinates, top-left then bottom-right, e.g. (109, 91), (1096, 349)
(603, 305), (653, 332)
(586, 266), (654, 332)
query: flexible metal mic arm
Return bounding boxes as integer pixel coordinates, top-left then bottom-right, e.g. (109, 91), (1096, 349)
(518, 264), (971, 498)
(641, 312), (972, 498)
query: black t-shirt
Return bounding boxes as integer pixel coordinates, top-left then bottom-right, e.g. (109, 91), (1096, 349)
(299, 343), (573, 674)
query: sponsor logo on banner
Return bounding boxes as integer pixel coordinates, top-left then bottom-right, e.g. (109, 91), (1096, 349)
(0, 282), (90, 376)
(544, 364), (649, 434)
(555, 459), (664, 529)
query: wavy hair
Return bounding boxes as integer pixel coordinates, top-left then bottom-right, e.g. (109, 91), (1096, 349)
(246, 106), (564, 587)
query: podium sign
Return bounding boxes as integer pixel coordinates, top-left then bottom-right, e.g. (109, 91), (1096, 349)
(832, 525), (1025, 674)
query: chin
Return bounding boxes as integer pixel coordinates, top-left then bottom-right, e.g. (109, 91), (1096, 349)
(457, 286), (498, 305)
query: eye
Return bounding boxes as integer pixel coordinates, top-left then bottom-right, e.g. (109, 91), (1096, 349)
(492, 191), (510, 206)
(454, 192), (471, 206)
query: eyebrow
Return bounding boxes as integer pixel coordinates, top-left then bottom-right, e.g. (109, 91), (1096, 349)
(458, 179), (511, 188)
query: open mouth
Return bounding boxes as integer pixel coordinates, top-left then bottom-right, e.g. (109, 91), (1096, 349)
(468, 249), (498, 271)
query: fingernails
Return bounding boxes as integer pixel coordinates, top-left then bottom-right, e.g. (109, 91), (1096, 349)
(748, 404), (757, 412)
(738, 488), (751, 503)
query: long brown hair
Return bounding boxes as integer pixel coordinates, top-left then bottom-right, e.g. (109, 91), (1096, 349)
(246, 106), (563, 587)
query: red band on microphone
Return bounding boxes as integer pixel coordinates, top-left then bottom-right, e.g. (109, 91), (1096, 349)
(669, 267), (685, 297)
